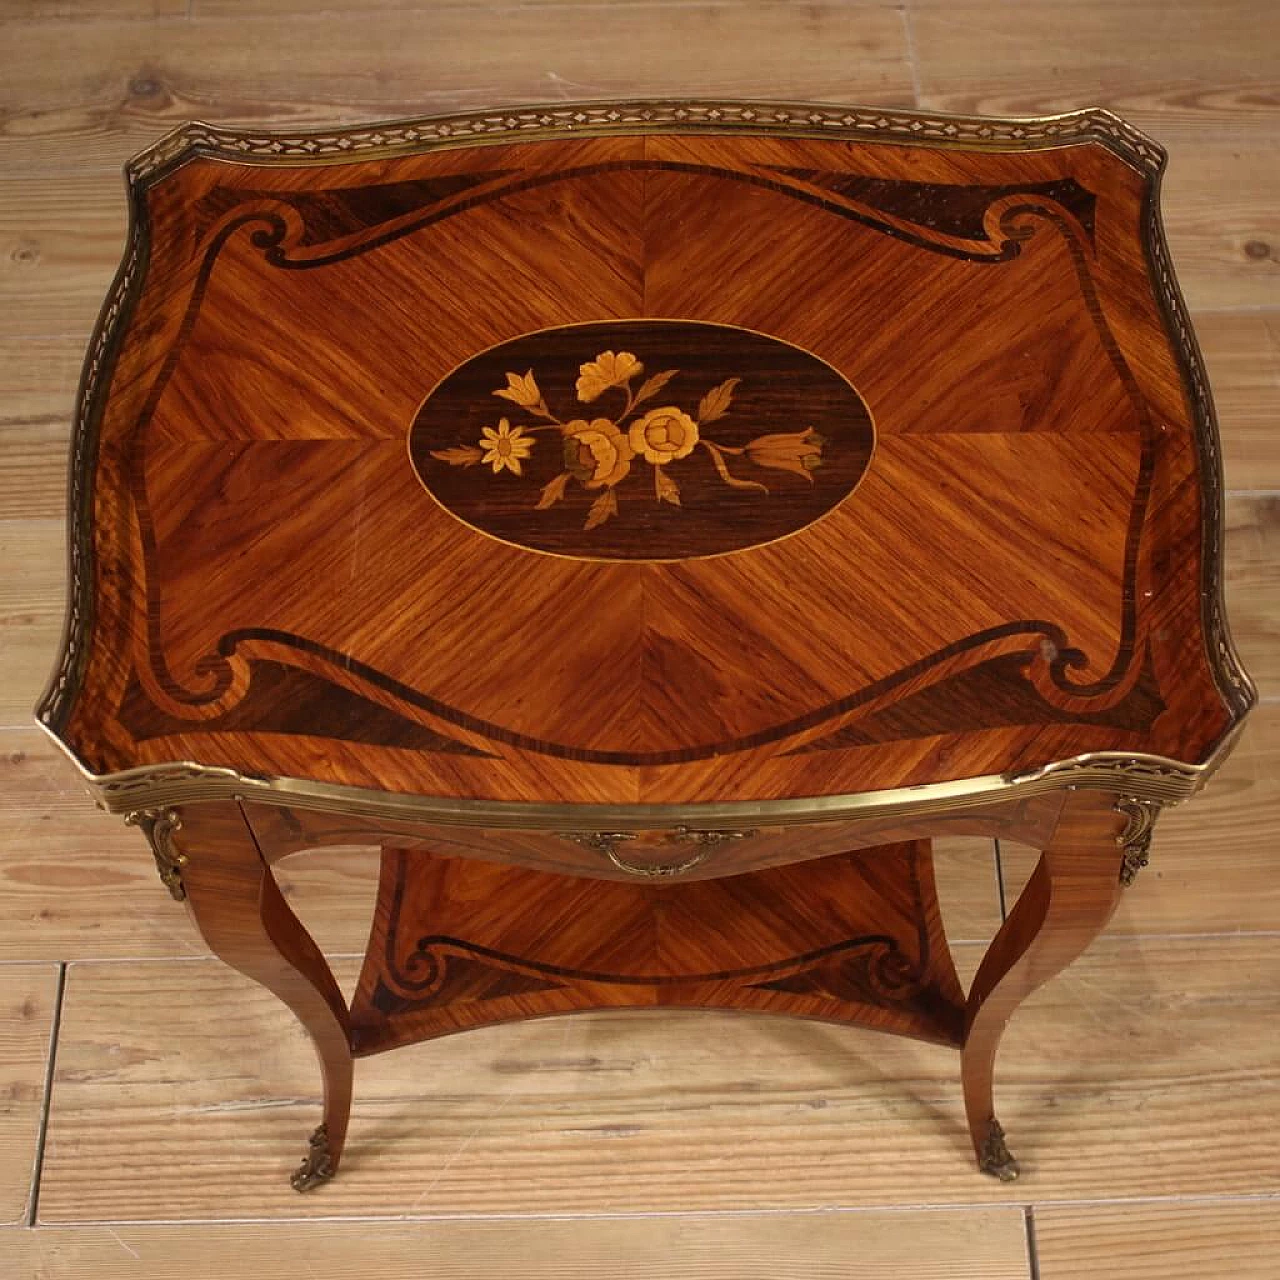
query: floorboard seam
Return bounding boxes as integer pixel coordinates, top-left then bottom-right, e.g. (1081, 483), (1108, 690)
(30, 1191), (1280, 1227)
(1024, 1205), (1041, 1280)
(26, 961), (66, 1228)
(25, 1205), (1042, 1227)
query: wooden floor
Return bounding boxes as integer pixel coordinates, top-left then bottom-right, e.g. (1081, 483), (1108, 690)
(1, 1), (1277, 1276)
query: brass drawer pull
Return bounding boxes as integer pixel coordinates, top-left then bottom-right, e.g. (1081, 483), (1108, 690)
(558, 827), (757, 878)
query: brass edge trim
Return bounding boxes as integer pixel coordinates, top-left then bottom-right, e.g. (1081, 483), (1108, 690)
(34, 163), (148, 735)
(124, 101), (1167, 184)
(1142, 160), (1257, 722)
(41, 717), (1217, 831)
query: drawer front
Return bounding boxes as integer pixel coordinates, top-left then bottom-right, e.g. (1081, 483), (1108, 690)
(243, 792), (1062, 882)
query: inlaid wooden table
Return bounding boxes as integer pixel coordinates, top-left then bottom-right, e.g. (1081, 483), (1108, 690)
(39, 101), (1254, 1192)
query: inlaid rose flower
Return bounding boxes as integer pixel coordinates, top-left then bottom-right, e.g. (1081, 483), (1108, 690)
(628, 406), (699, 465)
(563, 418), (633, 489)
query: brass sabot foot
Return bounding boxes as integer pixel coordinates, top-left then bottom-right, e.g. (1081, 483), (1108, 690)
(290, 1123), (335, 1192)
(977, 1117), (1020, 1182)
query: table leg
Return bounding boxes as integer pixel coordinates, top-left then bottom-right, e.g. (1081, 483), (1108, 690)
(161, 802), (354, 1192)
(960, 790), (1126, 1180)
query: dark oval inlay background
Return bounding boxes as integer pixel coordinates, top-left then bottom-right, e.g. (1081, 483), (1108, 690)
(409, 320), (875, 560)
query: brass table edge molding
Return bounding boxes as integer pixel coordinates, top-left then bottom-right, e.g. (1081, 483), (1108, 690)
(124, 100), (1169, 187)
(1142, 161), (1257, 724)
(42, 717), (1226, 832)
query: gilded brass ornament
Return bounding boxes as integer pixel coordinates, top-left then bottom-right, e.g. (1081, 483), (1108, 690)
(290, 1123), (335, 1193)
(124, 102), (1170, 185)
(1115, 797), (1162, 886)
(557, 827), (757, 878)
(671, 825), (757, 849)
(978, 1117), (1020, 1182)
(123, 808), (187, 901)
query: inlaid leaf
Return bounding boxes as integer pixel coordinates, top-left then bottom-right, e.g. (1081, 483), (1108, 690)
(536, 472), (571, 509)
(697, 377), (741, 425)
(654, 467), (681, 506)
(430, 445), (485, 467)
(633, 368), (679, 408)
(584, 488), (618, 530)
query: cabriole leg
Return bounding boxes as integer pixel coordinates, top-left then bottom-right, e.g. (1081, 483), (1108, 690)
(960, 791), (1127, 1179)
(135, 801), (354, 1191)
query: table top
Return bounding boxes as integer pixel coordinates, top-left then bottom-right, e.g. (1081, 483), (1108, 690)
(39, 101), (1254, 822)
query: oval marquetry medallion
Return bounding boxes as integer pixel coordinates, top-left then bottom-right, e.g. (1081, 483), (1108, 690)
(409, 320), (875, 560)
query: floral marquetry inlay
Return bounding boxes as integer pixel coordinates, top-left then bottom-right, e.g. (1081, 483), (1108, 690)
(409, 321), (876, 559)
(432, 346), (828, 531)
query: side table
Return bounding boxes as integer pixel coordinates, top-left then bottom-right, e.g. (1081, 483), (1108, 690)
(38, 101), (1253, 1191)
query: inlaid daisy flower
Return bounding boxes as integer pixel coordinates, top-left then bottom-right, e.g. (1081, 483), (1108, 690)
(479, 418), (534, 475)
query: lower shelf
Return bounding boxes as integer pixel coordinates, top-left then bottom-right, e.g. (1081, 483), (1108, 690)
(350, 840), (966, 1056)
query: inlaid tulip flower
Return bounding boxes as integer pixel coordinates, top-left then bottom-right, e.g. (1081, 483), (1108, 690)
(745, 429), (826, 481)
(494, 369), (544, 410)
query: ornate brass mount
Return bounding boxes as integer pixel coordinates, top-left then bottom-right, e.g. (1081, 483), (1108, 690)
(1114, 797), (1161, 886)
(558, 825), (757, 878)
(978, 1117), (1020, 1182)
(123, 807), (188, 901)
(290, 1123), (335, 1192)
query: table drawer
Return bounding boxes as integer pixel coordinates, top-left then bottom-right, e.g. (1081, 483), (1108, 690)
(243, 792), (1063, 882)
